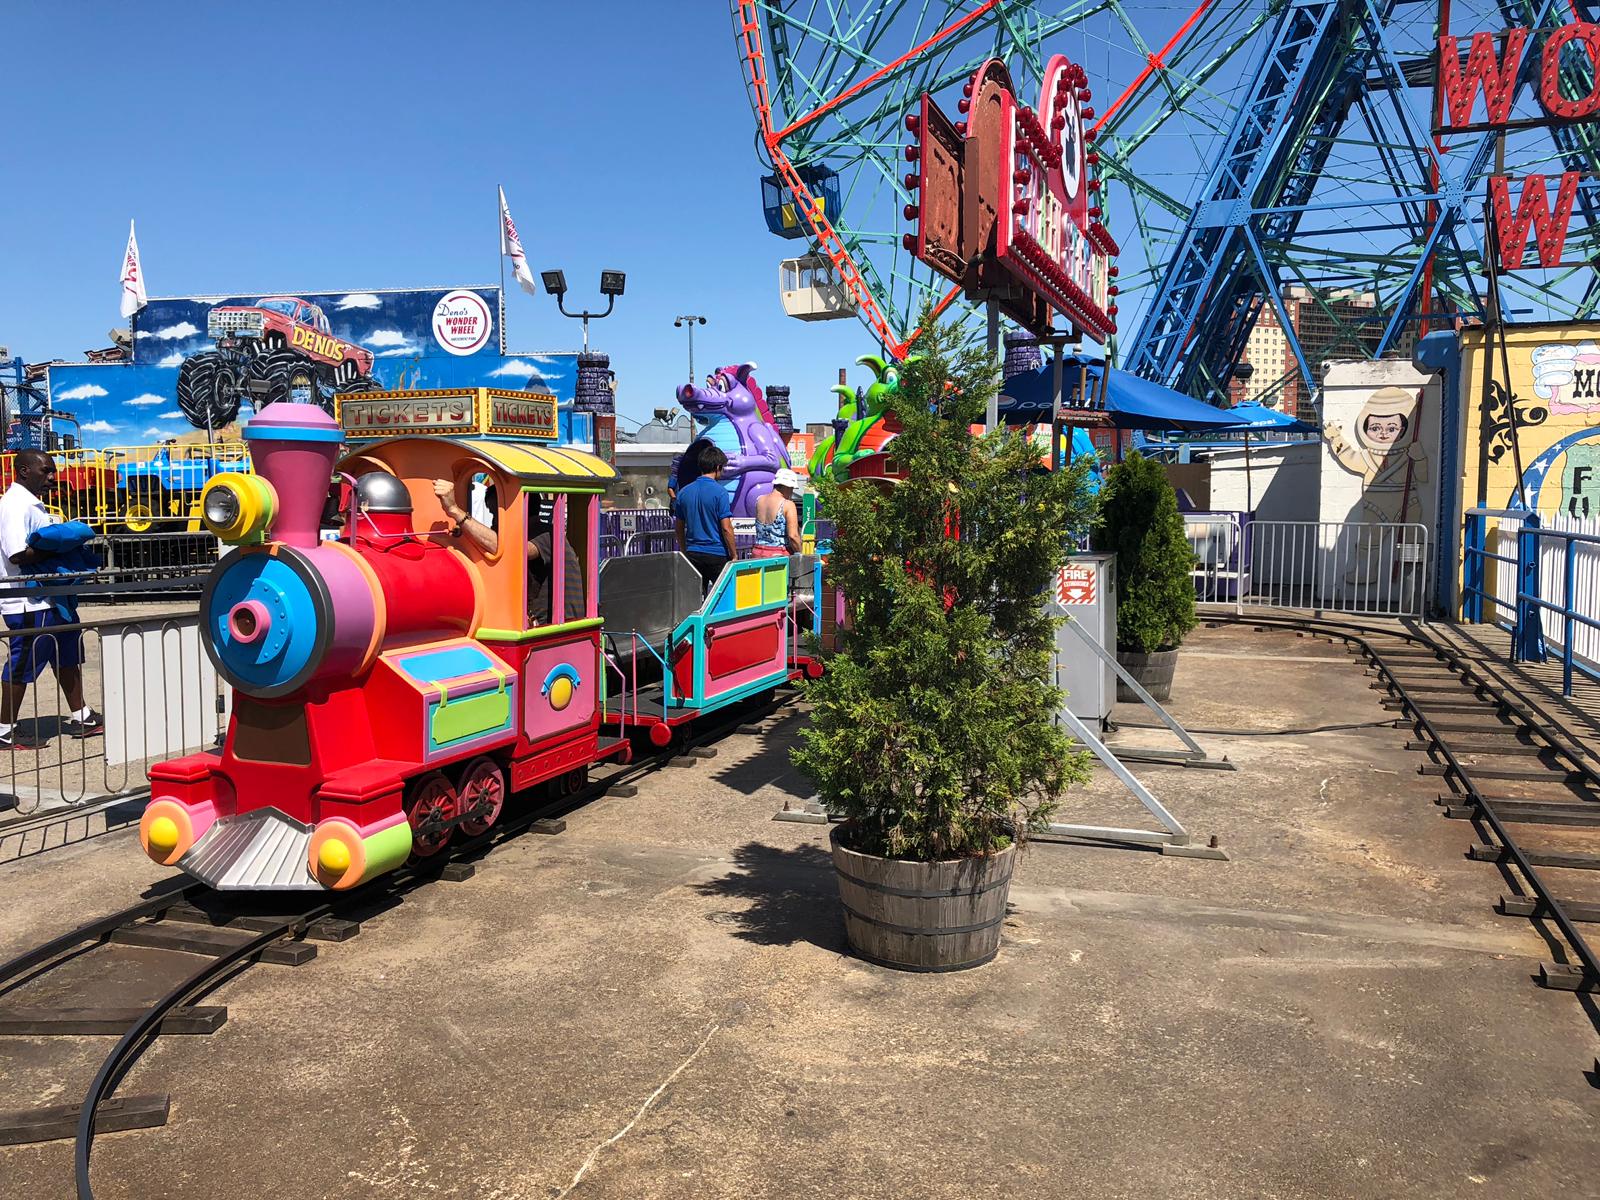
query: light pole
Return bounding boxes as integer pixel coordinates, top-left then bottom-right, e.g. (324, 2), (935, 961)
(673, 315), (707, 384)
(541, 269), (627, 351)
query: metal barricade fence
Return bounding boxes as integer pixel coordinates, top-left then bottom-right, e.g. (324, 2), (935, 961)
(599, 507), (675, 560)
(0, 611), (228, 821)
(1189, 519), (1431, 618)
(1184, 515), (1243, 610)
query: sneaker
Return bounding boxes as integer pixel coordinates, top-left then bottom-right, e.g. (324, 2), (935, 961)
(0, 728), (44, 751)
(63, 711), (104, 739)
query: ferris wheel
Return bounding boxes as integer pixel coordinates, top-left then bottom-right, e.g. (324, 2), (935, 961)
(732, 0), (1600, 398)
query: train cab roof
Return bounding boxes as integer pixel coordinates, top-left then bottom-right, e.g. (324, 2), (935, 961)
(339, 436), (616, 640)
(346, 436), (616, 490)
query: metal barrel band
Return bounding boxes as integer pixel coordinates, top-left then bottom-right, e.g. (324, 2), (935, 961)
(832, 863), (1013, 899)
(845, 944), (1001, 973)
(838, 901), (1006, 938)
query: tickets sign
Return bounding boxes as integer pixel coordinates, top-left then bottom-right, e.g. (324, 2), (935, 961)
(338, 387), (558, 440)
(339, 390), (476, 436)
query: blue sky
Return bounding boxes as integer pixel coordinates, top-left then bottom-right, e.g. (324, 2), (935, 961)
(0, 2), (871, 432)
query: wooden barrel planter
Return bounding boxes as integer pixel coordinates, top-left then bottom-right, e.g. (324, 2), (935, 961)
(830, 826), (1016, 972)
(1116, 647), (1178, 702)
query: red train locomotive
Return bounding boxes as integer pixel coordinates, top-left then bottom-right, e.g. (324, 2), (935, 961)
(138, 400), (817, 891)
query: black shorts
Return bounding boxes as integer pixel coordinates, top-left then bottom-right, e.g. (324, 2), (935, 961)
(685, 552), (729, 595)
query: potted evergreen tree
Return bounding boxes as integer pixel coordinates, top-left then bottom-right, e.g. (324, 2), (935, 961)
(792, 318), (1097, 972)
(1091, 452), (1197, 702)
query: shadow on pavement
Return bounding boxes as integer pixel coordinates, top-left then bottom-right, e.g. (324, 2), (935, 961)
(693, 840), (846, 952)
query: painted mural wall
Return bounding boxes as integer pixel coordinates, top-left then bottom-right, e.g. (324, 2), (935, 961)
(46, 285), (577, 449)
(1456, 322), (1600, 519)
(1446, 322), (1600, 619)
(1316, 359), (1441, 601)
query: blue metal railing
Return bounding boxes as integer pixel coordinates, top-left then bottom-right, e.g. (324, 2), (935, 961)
(1463, 507), (1600, 696)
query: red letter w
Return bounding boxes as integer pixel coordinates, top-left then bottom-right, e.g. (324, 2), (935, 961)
(1439, 29), (1528, 128)
(1489, 172), (1581, 269)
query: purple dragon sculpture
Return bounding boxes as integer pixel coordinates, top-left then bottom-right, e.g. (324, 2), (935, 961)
(675, 363), (791, 517)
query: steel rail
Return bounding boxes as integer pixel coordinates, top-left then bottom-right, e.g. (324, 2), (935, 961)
(0, 882), (204, 993)
(1219, 613), (1600, 990)
(64, 682), (804, 1199)
(74, 904), (331, 1200)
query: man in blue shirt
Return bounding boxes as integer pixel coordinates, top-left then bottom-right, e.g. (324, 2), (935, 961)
(674, 445), (736, 593)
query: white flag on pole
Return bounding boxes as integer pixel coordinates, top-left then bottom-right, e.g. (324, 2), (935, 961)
(119, 220), (147, 319)
(499, 186), (537, 297)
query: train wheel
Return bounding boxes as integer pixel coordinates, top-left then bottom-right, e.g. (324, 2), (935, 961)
(456, 758), (506, 837)
(405, 771), (458, 858)
(558, 767), (588, 797)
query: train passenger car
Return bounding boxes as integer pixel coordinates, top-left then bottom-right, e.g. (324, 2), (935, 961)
(598, 550), (824, 747)
(138, 401), (626, 890)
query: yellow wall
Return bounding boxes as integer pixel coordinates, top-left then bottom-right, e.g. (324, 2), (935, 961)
(1459, 322), (1600, 518)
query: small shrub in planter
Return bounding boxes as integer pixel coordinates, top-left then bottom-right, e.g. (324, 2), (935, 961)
(1091, 452), (1197, 700)
(792, 316), (1098, 971)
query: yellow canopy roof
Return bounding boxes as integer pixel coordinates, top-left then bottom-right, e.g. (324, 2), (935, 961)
(355, 436), (617, 487)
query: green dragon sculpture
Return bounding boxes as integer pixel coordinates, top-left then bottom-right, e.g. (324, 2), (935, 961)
(808, 354), (922, 483)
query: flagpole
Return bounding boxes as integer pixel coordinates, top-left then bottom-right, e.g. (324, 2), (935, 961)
(497, 186), (507, 353)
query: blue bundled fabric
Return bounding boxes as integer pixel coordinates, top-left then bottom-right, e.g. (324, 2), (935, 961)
(27, 521), (99, 622)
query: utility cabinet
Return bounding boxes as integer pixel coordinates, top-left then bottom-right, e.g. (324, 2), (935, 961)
(1050, 552), (1118, 730)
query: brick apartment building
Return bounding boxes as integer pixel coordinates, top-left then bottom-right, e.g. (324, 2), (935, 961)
(1226, 286), (1417, 418)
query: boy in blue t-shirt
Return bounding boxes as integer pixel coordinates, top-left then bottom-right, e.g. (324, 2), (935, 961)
(674, 445), (736, 593)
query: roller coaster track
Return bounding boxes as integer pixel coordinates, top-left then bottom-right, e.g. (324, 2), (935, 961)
(1220, 612), (1600, 1001)
(0, 685), (802, 1200)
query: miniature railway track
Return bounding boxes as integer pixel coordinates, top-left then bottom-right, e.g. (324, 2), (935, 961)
(1219, 614), (1600, 1002)
(0, 683), (800, 1200)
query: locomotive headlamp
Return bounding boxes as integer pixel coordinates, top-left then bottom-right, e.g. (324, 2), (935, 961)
(201, 473), (279, 544)
(203, 487), (239, 529)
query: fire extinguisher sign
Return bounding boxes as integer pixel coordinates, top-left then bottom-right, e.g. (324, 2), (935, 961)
(1056, 563), (1096, 607)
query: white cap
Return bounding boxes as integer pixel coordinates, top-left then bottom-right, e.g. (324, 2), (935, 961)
(774, 467), (802, 489)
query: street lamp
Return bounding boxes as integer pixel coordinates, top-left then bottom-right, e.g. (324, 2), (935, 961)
(673, 315), (707, 384)
(541, 269), (626, 351)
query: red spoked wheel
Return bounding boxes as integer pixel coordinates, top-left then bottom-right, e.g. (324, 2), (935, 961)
(557, 767), (588, 797)
(405, 771), (458, 858)
(456, 757), (507, 837)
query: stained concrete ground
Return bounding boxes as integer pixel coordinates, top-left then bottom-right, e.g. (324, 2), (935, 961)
(1, 622), (1597, 1199)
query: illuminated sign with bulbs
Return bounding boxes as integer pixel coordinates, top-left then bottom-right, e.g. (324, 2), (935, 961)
(904, 55), (1118, 341)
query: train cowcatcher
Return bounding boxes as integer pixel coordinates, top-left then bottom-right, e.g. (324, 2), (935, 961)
(138, 399), (820, 891)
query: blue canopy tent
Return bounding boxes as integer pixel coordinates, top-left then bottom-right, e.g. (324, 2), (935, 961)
(1221, 402), (1317, 433)
(998, 359), (1251, 433)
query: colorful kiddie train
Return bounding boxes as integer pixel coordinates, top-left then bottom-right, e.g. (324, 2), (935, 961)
(139, 401), (821, 890)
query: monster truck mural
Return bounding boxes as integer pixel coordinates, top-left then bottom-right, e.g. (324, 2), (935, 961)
(176, 296), (380, 426)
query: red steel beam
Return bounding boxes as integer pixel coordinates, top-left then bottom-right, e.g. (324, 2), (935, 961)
(771, 0), (1001, 145)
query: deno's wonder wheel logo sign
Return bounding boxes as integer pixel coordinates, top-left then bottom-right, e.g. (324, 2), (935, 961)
(432, 290), (493, 356)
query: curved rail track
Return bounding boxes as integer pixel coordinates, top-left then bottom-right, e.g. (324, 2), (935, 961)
(0, 684), (800, 1200)
(1220, 613), (1600, 1001)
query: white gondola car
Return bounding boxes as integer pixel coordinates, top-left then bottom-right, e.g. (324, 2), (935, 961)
(779, 255), (858, 322)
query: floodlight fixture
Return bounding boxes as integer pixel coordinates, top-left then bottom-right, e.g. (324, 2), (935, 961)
(673, 315), (709, 383)
(540, 267), (625, 351)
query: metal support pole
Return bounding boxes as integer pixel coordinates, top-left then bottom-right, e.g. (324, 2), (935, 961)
(1051, 343), (1065, 470)
(1514, 514), (1546, 663)
(985, 302), (1000, 430)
